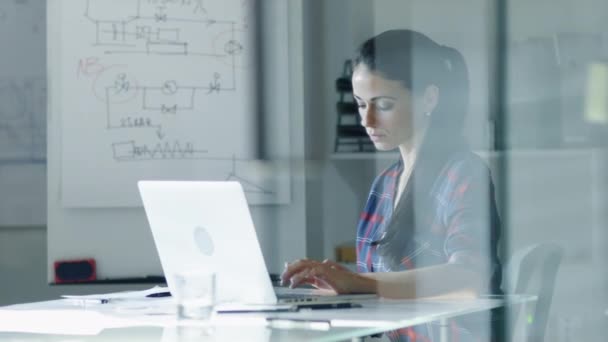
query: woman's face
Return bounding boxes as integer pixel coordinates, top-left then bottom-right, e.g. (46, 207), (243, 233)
(352, 64), (428, 151)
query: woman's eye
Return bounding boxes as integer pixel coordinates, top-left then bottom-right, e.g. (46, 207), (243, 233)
(376, 101), (394, 111)
(357, 102), (366, 109)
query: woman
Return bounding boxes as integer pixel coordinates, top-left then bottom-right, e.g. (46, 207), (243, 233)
(282, 29), (502, 341)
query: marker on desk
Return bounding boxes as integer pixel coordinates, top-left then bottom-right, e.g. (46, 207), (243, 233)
(146, 291), (171, 298)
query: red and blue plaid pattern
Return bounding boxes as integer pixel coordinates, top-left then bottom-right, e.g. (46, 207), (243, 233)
(356, 151), (503, 342)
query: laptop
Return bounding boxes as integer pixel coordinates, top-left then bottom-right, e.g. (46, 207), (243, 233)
(137, 181), (375, 309)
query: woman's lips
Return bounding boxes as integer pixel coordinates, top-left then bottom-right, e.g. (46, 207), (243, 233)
(369, 134), (385, 141)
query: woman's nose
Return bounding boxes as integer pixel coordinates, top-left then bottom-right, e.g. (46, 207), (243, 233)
(360, 106), (377, 128)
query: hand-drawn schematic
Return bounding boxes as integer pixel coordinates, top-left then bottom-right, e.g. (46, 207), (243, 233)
(57, 0), (289, 207)
(0, 0), (47, 226)
(0, 78), (46, 162)
(0, 0), (46, 163)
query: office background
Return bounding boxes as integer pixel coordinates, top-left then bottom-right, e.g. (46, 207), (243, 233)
(2, 0), (608, 340)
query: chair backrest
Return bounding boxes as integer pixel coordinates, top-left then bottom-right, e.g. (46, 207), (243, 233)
(503, 243), (564, 342)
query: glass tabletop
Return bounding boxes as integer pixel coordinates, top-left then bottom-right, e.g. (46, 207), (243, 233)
(0, 295), (537, 342)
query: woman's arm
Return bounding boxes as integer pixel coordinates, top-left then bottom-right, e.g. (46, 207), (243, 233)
(282, 259), (482, 299)
(360, 263), (482, 299)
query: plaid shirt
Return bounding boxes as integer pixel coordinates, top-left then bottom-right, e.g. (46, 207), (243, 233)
(356, 150), (502, 342)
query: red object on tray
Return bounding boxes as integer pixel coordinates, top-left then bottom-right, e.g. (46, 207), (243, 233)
(54, 258), (97, 284)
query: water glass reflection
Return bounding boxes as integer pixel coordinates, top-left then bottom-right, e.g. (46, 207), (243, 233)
(173, 270), (216, 321)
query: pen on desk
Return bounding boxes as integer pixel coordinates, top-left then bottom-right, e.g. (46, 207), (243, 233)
(216, 306), (297, 314)
(67, 292), (170, 306)
(266, 318), (331, 331)
(297, 302), (362, 310)
(68, 298), (109, 306)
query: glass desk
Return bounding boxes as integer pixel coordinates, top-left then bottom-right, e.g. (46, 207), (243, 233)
(1, 295), (536, 342)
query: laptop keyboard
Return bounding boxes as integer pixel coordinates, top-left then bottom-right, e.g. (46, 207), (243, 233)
(276, 292), (322, 300)
(273, 287), (332, 302)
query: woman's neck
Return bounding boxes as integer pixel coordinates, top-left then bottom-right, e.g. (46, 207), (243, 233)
(393, 137), (421, 209)
(398, 135), (423, 171)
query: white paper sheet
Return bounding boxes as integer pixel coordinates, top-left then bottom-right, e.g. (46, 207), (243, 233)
(0, 310), (156, 335)
(62, 286), (169, 301)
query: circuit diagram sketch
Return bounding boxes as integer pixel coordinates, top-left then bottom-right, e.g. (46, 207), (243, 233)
(225, 155), (274, 195)
(101, 76), (226, 134)
(112, 139), (207, 161)
(84, 0), (246, 85)
(78, 0), (251, 163)
(85, 0), (245, 59)
(59, 0), (286, 206)
(0, 0), (46, 163)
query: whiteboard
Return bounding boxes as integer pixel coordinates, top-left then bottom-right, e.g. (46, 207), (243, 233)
(47, 0), (305, 280)
(54, 0), (289, 207)
(0, 0), (46, 226)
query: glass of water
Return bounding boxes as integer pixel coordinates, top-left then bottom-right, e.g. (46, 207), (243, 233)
(173, 270), (216, 321)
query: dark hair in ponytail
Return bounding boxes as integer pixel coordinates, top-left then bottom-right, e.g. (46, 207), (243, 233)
(353, 29), (470, 269)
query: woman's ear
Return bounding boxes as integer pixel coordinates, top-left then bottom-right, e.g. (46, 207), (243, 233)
(422, 85), (439, 115)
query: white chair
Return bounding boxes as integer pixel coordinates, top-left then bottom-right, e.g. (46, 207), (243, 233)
(503, 243), (564, 342)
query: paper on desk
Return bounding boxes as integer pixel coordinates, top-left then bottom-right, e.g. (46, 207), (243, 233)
(0, 309), (160, 335)
(62, 286), (170, 301)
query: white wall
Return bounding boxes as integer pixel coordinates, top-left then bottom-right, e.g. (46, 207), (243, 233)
(508, 0), (608, 40)
(302, 0), (378, 261)
(0, 226), (155, 306)
(373, 0), (495, 150)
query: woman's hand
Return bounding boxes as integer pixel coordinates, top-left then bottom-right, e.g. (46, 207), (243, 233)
(280, 259), (375, 294)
